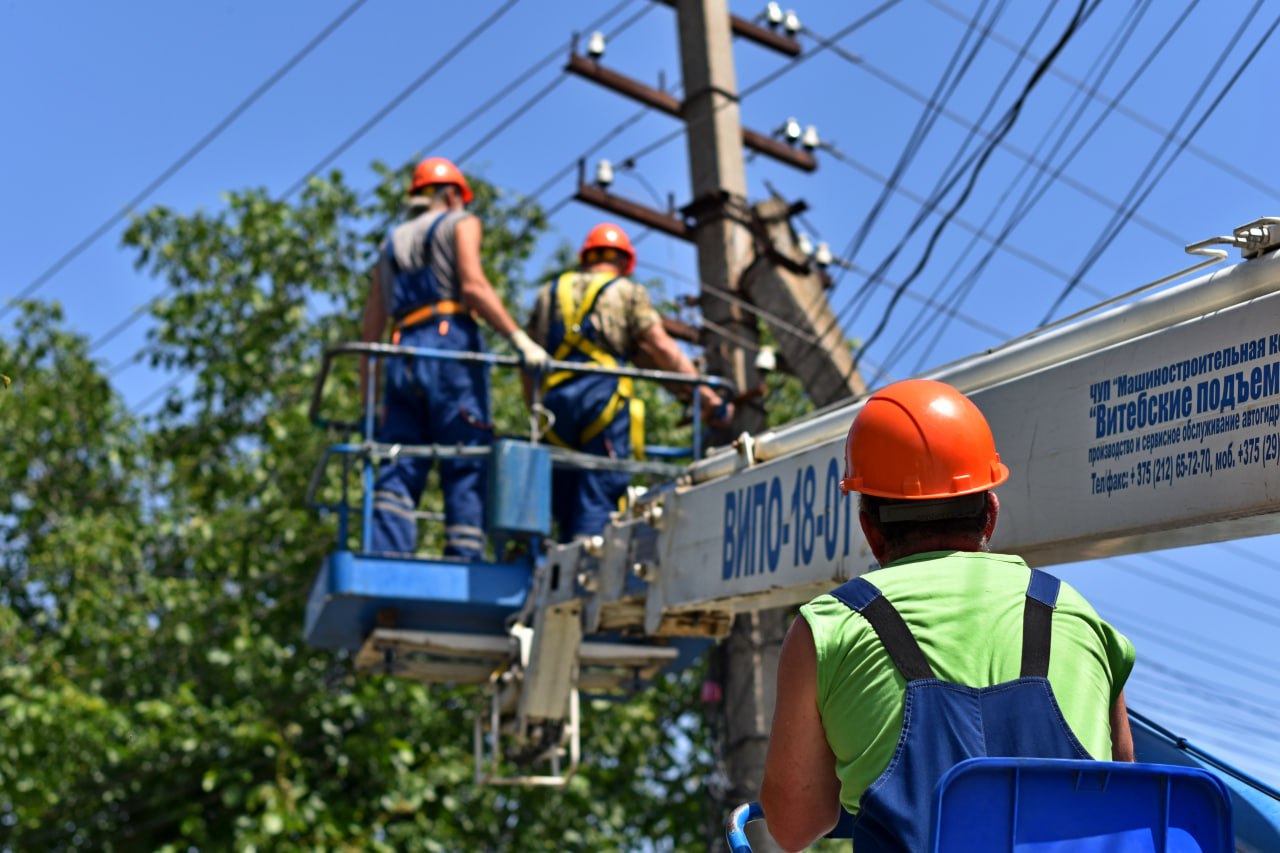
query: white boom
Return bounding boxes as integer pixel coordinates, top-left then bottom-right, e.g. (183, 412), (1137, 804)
(552, 220), (1280, 644)
(501, 219), (1280, 745)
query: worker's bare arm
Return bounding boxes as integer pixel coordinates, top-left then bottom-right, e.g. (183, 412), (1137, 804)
(760, 617), (842, 851)
(454, 216), (517, 337)
(635, 322), (733, 426)
(1110, 690), (1134, 762)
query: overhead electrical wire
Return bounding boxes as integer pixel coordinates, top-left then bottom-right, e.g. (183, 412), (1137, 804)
(396, 0), (644, 186)
(454, 0), (657, 169)
(814, 0), (1157, 379)
(1, 0), (372, 321)
(836, 0), (1099, 383)
(1131, 691), (1280, 758)
(455, 75), (570, 165)
(100, 0), (644, 390)
(278, 0), (525, 199)
(829, 0), (1060, 347)
(1040, 1), (1278, 323)
(1115, 556), (1279, 627)
(927, 0), (1280, 202)
(1094, 600), (1276, 682)
(837, 0), (1011, 273)
(763, 206), (1012, 343)
(782, 0), (1097, 389)
(1134, 664), (1280, 730)
(802, 12), (1186, 248)
(440, 0), (655, 173)
(635, 259), (822, 347)
(1217, 541), (1280, 575)
(1135, 551), (1280, 611)
(881, 0), (1183, 376)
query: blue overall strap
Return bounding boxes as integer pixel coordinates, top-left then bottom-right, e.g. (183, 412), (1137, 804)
(829, 577), (935, 682)
(1021, 569), (1060, 679)
(392, 213), (448, 321)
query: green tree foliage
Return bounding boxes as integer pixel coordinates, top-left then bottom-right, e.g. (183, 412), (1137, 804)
(0, 166), (732, 850)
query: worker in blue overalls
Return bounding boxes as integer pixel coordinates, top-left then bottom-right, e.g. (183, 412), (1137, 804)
(360, 156), (549, 559)
(760, 380), (1136, 851)
(524, 222), (732, 540)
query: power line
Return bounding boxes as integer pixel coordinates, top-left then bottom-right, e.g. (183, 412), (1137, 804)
(1040, 1), (1277, 322)
(279, 0), (524, 199)
(1134, 665), (1280, 733)
(1114, 556), (1279, 627)
(90, 0), (642, 369)
(824, 0), (1063, 349)
(836, 0), (1013, 272)
(839, 0), (1098, 382)
(457, 76), (570, 165)
(802, 18), (1187, 251)
(880, 0), (1187, 376)
(87, 299), (159, 356)
(767, 208), (1012, 343)
(423, 0), (650, 179)
(1097, 600), (1276, 683)
(1, 0), (371, 321)
(636, 259), (819, 347)
(782, 0), (1097, 386)
(926, 0), (1280, 202)
(1135, 551), (1280, 611)
(1217, 541), (1280, 574)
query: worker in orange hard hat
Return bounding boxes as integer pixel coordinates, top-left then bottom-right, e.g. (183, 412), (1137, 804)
(523, 221), (732, 540)
(760, 380), (1135, 851)
(360, 156), (549, 559)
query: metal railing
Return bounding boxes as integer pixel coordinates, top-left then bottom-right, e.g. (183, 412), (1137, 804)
(307, 341), (735, 553)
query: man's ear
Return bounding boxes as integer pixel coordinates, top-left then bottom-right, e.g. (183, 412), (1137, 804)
(859, 508), (887, 564)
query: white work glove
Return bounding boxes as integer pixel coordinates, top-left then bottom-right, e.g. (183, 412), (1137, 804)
(509, 328), (550, 372)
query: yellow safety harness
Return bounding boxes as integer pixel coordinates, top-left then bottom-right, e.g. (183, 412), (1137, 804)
(541, 271), (645, 459)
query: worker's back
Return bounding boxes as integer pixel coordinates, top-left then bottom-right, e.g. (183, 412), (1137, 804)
(528, 269), (658, 366)
(801, 550), (1134, 818)
(381, 208), (467, 320)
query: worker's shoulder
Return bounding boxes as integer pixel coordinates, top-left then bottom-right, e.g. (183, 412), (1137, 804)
(815, 550), (1088, 619)
(874, 550), (1030, 590)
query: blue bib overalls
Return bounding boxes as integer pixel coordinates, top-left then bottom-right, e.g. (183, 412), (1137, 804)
(371, 215), (491, 559)
(540, 272), (637, 541)
(831, 569), (1092, 852)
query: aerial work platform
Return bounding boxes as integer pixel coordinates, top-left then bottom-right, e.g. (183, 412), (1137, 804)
(302, 342), (732, 660)
(303, 550), (532, 650)
(301, 341), (733, 782)
(304, 219), (1280, 828)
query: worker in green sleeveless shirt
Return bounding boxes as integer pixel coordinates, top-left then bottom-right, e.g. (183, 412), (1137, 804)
(760, 380), (1135, 851)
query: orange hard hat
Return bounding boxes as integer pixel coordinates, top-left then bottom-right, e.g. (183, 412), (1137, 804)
(410, 157), (474, 204)
(580, 222), (636, 275)
(841, 379), (1009, 500)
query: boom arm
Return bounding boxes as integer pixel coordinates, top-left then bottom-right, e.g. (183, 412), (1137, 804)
(554, 226), (1280, 645)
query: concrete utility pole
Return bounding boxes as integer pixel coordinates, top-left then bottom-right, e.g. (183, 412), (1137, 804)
(674, 2), (781, 849)
(744, 197), (866, 406)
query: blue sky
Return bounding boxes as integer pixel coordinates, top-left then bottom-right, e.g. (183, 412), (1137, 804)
(4, 1), (1279, 786)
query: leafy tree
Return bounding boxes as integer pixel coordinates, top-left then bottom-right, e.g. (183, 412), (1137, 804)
(0, 165), (725, 850)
